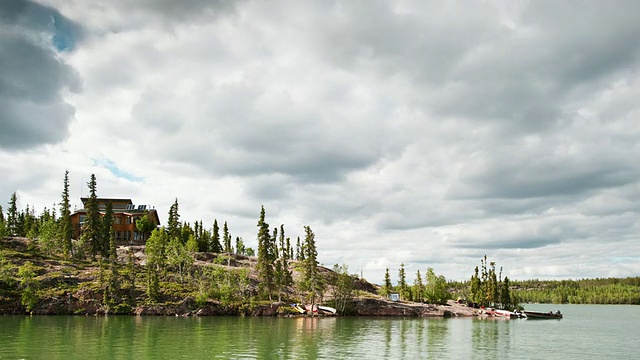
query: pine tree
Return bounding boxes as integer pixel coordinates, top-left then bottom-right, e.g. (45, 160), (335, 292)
(7, 192), (18, 236)
(109, 221), (117, 262)
(167, 199), (180, 240)
(398, 262), (409, 300)
(59, 172), (73, 258)
(380, 267), (392, 296)
(295, 237), (302, 260)
(223, 221), (232, 253)
(210, 220), (222, 253)
(413, 270), (424, 303)
(274, 224), (292, 302)
(469, 266), (482, 305)
(286, 237), (292, 260)
(235, 236), (245, 255)
(301, 226), (324, 309)
(256, 206), (274, 299)
(101, 201), (114, 257)
(83, 174), (101, 260)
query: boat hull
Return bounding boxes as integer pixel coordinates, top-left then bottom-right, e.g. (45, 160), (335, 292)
(523, 310), (563, 319)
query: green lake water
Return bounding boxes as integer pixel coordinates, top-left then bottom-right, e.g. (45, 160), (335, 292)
(1, 304), (638, 359)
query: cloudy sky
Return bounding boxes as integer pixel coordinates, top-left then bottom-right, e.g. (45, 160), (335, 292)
(2, 0), (640, 283)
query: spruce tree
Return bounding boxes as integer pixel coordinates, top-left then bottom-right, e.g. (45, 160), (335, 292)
(380, 267), (392, 296)
(235, 236), (245, 255)
(301, 226), (324, 308)
(223, 221), (232, 253)
(398, 262), (408, 300)
(414, 270), (424, 303)
(7, 192), (18, 236)
(256, 206), (274, 299)
(167, 199), (180, 240)
(210, 220), (222, 253)
(54, 171), (73, 259)
(82, 174), (101, 260)
(274, 224), (292, 302)
(101, 201), (114, 257)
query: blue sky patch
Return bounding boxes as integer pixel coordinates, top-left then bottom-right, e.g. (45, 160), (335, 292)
(94, 159), (143, 182)
(51, 13), (77, 51)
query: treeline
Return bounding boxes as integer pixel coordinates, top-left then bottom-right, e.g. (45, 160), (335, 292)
(0, 172), (357, 314)
(509, 278), (640, 305)
(448, 259), (640, 306)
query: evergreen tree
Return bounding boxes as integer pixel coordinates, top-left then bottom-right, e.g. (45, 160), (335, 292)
(413, 270), (424, 303)
(301, 226), (324, 308)
(167, 199), (180, 240)
(59, 171), (73, 258)
(469, 266), (482, 305)
(125, 249), (137, 306)
(223, 221), (232, 253)
(104, 227), (121, 312)
(82, 174), (101, 260)
(101, 201), (114, 257)
(274, 224), (292, 302)
(108, 221), (117, 262)
(210, 220), (222, 253)
(380, 267), (392, 296)
(256, 206), (274, 299)
(196, 220), (209, 252)
(146, 266), (160, 303)
(500, 276), (512, 310)
(7, 192), (18, 236)
(18, 261), (39, 312)
(286, 237), (292, 260)
(398, 262), (410, 300)
(235, 236), (245, 255)
(295, 237), (302, 260)
(180, 222), (192, 245)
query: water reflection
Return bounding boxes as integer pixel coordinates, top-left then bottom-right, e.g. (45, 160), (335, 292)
(426, 319), (449, 357)
(471, 317), (512, 359)
(3, 306), (637, 359)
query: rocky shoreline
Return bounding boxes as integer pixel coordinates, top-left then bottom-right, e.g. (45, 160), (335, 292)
(1, 294), (478, 317)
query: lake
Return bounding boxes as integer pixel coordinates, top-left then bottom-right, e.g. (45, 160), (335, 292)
(1, 304), (638, 359)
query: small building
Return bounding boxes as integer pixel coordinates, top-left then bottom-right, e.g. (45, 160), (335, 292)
(70, 198), (161, 243)
(389, 293), (400, 302)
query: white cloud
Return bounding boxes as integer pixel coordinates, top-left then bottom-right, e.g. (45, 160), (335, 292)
(2, 0), (640, 283)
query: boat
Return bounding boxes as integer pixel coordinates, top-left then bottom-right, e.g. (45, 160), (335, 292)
(317, 305), (337, 315)
(523, 310), (563, 319)
(482, 308), (524, 319)
(301, 304), (337, 315)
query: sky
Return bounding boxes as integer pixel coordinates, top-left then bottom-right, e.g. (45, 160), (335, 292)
(2, 0), (640, 284)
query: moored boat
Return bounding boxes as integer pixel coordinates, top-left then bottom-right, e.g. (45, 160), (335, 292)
(523, 310), (563, 319)
(482, 308), (525, 319)
(317, 305), (337, 314)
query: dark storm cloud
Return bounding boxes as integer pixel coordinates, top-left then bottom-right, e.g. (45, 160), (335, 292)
(0, 0), (81, 150)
